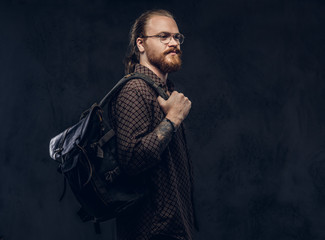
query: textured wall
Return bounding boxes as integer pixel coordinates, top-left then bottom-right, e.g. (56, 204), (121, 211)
(1, 0), (325, 239)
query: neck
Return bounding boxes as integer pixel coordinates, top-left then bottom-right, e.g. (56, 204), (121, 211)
(139, 59), (168, 83)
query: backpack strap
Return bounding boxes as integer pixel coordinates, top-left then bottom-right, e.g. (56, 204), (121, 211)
(99, 73), (169, 108)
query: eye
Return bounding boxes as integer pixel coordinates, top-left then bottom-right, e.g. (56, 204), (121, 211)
(174, 33), (181, 40)
(159, 33), (170, 39)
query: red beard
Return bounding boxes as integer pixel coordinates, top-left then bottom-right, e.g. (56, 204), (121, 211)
(147, 47), (182, 73)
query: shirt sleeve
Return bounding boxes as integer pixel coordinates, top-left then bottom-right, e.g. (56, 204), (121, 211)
(112, 87), (163, 176)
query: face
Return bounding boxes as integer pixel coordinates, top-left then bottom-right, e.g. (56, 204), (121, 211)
(138, 15), (182, 73)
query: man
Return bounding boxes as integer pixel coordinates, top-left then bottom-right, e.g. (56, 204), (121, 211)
(109, 9), (196, 240)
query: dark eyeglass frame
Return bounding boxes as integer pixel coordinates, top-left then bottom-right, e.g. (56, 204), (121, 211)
(141, 32), (185, 45)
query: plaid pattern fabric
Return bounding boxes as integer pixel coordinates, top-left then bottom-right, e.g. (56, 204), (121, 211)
(108, 64), (195, 240)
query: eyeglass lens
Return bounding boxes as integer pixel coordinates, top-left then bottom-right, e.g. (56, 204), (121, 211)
(160, 33), (184, 44)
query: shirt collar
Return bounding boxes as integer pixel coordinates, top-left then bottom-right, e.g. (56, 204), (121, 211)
(134, 64), (166, 87)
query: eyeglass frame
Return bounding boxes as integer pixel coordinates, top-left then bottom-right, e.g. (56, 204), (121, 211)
(140, 32), (185, 45)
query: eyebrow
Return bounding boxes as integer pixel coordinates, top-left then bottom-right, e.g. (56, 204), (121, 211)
(156, 31), (180, 35)
(157, 32), (171, 35)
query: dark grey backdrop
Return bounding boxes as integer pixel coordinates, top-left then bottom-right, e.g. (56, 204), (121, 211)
(1, 0), (325, 239)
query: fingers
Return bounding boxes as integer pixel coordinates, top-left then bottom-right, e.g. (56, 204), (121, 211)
(157, 96), (165, 105)
(158, 91), (191, 111)
(161, 91), (190, 105)
(169, 91), (179, 98)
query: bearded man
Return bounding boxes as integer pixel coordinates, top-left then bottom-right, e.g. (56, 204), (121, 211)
(109, 9), (197, 240)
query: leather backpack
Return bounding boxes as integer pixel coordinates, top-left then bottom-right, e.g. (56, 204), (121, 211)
(49, 73), (168, 232)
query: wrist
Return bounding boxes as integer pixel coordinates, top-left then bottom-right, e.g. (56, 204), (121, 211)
(165, 117), (179, 133)
(165, 114), (182, 128)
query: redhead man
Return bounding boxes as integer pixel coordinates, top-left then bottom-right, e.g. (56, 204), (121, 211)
(109, 9), (197, 240)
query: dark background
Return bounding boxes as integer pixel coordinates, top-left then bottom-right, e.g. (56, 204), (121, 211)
(1, 0), (325, 239)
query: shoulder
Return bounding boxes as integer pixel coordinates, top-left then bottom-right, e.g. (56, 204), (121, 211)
(118, 78), (156, 100)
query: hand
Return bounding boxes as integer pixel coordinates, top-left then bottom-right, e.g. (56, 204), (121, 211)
(157, 91), (191, 127)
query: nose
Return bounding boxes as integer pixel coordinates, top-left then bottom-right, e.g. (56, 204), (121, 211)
(168, 36), (179, 46)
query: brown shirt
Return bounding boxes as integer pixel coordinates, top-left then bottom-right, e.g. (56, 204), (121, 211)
(108, 64), (195, 240)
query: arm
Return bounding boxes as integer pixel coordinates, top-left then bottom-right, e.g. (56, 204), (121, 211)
(113, 86), (191, 176)
(153, 118), (175, 150)
(113, 88), (174, 175)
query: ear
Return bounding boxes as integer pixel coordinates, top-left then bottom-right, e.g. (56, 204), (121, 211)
(136, 37), (145, 53)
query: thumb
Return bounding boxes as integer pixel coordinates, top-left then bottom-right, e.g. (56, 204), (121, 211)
(157, 96), (166, 106)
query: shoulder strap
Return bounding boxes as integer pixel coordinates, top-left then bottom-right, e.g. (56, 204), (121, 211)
(98, 73), (169, 108)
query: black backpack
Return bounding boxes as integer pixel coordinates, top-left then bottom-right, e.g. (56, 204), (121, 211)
(49, 73), (168, 232)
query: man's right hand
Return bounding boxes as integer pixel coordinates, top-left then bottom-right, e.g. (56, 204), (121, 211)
(157, 91), (192, 128)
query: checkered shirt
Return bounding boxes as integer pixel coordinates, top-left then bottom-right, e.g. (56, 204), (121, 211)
(108, 64), (195, 240)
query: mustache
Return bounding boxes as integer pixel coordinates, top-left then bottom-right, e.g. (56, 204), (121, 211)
(164, 48), (182, 56)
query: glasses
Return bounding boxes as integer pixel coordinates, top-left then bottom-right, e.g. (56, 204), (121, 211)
(141, 32), (185, 45)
